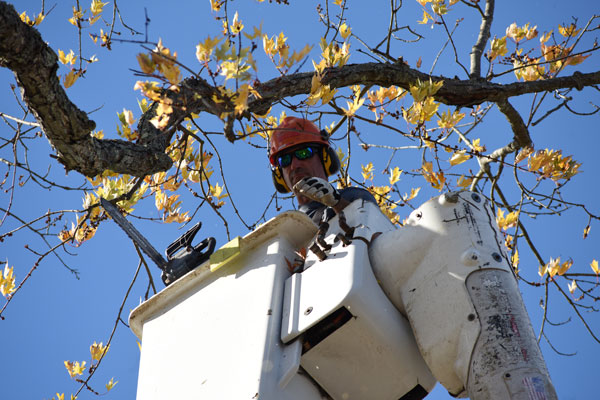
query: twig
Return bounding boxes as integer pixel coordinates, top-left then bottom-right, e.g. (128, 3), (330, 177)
(73, 256), (143, 397)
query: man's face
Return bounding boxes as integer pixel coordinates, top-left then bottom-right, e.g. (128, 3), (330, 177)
(279, 145), (327, 205)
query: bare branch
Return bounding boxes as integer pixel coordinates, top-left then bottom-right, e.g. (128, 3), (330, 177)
(496, 98), (533, 148)
(469, 0), (494, 78)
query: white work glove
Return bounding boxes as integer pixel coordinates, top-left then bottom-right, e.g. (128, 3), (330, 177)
(293, 177), (341, 207)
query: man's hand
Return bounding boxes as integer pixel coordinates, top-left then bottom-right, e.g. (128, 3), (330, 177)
(293, 177), (341, 207)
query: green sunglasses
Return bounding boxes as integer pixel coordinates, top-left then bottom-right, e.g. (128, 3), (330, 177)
(276, 146), (318, 168)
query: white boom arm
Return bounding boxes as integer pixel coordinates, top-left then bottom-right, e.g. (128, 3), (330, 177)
(368, 191), (557, 399)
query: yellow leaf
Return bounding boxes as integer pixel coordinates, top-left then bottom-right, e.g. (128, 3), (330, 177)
(90, 341), (109, 361)
(431, 1), (448, 16)
(90, 0), (108, 16)
(361, 162), (374, 181)
(234, 85), (250, 116)
(20, 11), (45, 26)
(512, 249), (520, 273)
(57, 393), (65, 400)
(418, 10), (433, 25)
(151, 39), (181, 84)
(402, 187), (421, 202)
(106, 377), (118, 391)
(165, 210), (191, 223)
(134, 81), (162, 102)
(342, 95), (365, 117)
(543, 257), (571, 277)
(540, 31), (552, 44)
(220, 60), (251, 81)
(0, 264), (16, 297)
(243, 22), (264, 40)
(314, 38), (350, 71)
(409, 78), (444, 102)
(230, 11), (244, 35)
(437, 109), (465, 130)
(421, 161), (445, 190)
(583, 225), (591, 239)
(422, 97), (439, 122)
(58, 49), (77, 66)
(558, 23), (580, 38)
(528, 149), (581, 181)
(506, 22), (537, 43)
(122, 109), (135, 126)
(210, 182), (228, 200)
(68, 6), (84, 26)
(306, 71), (337, 106)
(370, 185), (392, 204)
(496, 208), (519, 231)
(538, 263), (547, 278)
(339, 23), (351, 39)
(88, 14), (101, 25)
(568, 280), (577, 294)
(557, 258), (572, 276)
(471, 138), (485, 153)
(456, 175), (472, 189)
(546, 258), (559, 277)
(336, 148), (348, 171)
(64, 361), (86, 378)
(515, 146), (533, 164)
(591, 260), (599, 275)
(389, 167), (402, 185)
(63, 70), (80, 89)
(196, 35), (222, 63)
(210, 0), (224, 12)
(489, 36), (507, 61)
(136, 53), (155, 74)
(449, 150), (471, 166)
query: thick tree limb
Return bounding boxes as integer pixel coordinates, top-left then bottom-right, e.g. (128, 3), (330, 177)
(0, 1), (172, 177)
(246, 63), (600, 114)
(1, 1), (599, 177)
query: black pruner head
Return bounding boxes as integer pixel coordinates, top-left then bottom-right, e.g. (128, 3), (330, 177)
(161, 223), (216, 286)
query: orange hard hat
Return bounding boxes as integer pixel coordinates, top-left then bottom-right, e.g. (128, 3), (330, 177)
(268, 117), (330, 166)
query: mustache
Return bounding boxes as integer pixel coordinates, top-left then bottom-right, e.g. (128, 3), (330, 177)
(289, 168), (311, 185)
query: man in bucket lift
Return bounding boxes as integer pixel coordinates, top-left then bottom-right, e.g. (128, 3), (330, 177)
(269, 116), (376, 221)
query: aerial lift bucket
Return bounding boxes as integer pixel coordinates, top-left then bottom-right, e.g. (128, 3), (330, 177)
(130, 191), (557, 400)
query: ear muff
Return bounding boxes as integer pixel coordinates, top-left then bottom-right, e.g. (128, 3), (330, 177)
(321, 146), (340, 176)
(271, 166), (291, 193)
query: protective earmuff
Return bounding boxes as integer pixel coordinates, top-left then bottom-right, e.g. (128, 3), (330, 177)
(271, 166), (291, 193)
(321, 145), (340, 176)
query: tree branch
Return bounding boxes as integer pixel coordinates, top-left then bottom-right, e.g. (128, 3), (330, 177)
(2, 1), (600, 178)
(496, 98), (533, 148)
(0, 1), (172, 177)
(469, 0), (494, 78)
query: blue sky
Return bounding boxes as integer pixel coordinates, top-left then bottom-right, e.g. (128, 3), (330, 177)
(1, 1), (599, 399)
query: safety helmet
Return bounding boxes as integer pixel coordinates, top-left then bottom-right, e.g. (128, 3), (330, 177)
(269, 116), (340, 193)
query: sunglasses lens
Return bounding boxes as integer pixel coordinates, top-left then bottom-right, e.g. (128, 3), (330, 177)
(294, 147), (314, 160)
(277, 154), (292, 168)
